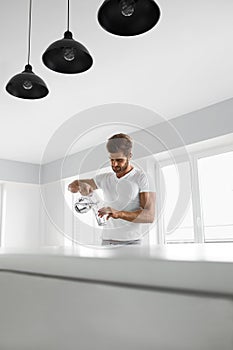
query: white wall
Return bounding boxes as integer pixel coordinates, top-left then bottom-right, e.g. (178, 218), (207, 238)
(1, 181), (65, 248)
(2, 183), (41, 248)
(41, 98), (233, 183)
(0, 159), (39, 184)
(39, 181), (65, 247)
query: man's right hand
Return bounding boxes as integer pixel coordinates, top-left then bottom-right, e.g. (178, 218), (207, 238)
(68, 180), (93, 196)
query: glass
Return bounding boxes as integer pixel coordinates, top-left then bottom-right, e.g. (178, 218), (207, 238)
(74, 192), (107, 226)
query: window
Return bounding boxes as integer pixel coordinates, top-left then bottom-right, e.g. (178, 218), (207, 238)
(156, 141), (233, 245)
(161, 162), (194, 243)
(198, 151), (233, 242)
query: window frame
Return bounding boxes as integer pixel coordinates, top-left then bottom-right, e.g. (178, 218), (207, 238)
(155, 141), (233, 245)
(195, 146), (233, 243)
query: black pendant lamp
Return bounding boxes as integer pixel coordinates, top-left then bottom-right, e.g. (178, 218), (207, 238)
(98, 0), (161, 36)
(6, 0), (49, 100)
(42, 0), (93, 74)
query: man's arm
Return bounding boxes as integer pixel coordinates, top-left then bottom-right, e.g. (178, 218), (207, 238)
(68, 179), (97, 195)
(98, 192), (156, 223)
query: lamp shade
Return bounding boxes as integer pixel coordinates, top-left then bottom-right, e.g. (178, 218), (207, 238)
(42, 31), (93, 74)
(98, 0), (161, 36)
(6, 64), (49, 99)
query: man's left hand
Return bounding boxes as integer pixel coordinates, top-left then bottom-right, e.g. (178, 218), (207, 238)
(98, 207), (120, 220)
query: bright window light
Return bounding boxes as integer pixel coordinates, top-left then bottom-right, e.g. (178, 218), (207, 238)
(198, 151), (233, 242)
(161, 162), (194, 243)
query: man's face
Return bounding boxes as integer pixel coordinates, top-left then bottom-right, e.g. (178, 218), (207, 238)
(109, 152), (130, 174)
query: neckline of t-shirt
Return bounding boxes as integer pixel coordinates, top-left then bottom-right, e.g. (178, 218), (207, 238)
(114, 167), (136, 181)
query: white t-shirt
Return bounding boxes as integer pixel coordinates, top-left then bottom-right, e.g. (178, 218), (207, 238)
(94, 167), (155, 241)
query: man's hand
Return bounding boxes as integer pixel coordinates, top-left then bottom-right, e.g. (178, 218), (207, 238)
(98, 192), (155, 223)
(98, 207), (121, 220)
(68, 180), (93, 196)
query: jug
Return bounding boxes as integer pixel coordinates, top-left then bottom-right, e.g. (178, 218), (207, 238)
(74, 192), (107, 226)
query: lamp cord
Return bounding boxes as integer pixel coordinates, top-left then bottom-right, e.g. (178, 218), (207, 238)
(27, 0), (32, 65)
(67, 0), (70, 31)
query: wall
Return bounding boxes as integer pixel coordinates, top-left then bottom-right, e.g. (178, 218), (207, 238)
(39, 181), (65, 247)
(41, 97), (233, 183)
(0, 159), (39, 184)
(2, 183), (41, 248)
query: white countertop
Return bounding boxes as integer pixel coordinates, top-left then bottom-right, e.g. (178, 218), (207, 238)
(0, 243), (233, 297)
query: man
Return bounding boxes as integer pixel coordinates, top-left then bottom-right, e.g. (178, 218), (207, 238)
(68, 133), (156, 245)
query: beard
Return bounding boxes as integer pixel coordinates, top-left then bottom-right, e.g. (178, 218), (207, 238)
(112, 159), (129, 174)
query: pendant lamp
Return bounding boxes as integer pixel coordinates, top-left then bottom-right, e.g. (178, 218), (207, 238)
(6, 0), (49, 99)
(97, 0), (161, 36)
(42, 0), (93, 74)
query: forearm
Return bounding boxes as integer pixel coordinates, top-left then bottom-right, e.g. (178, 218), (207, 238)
(70, 179), (97, 190)
(69, 179), (97, 193)
(78, 179), (97, 190)
(118, 209), (154, 223)
(98, 193), (155, 223)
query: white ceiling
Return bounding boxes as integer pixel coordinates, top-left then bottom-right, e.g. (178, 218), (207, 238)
(0, 0), (233, 164)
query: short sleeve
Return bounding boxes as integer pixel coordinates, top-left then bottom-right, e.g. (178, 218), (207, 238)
(138, 171), (156, 193)
(94, 172), (108, 189)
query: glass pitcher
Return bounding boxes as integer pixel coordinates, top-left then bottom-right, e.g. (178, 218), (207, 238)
(74, 192), (107, 226)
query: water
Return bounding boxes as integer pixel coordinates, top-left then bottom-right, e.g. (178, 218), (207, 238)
(74, 193), (107, 226)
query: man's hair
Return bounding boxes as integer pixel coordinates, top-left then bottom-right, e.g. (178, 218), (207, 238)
(106, 133), (133, 157)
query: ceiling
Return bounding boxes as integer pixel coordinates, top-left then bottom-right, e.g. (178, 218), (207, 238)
(0, 0), (233, 164)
